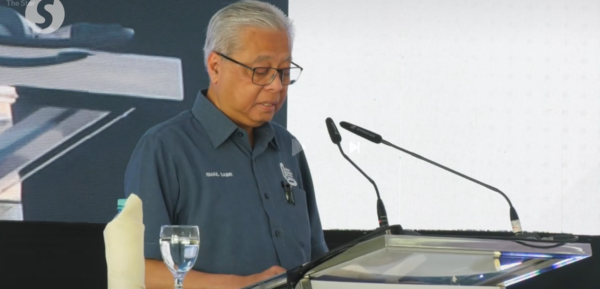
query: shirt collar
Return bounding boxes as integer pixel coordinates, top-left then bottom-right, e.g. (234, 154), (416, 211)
(191, 89), (279, 151)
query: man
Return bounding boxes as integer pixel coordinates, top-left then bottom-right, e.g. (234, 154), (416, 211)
(124, 1), (328, 288)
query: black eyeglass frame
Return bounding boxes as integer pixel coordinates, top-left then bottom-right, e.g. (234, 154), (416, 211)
(215, 52), (303, 86)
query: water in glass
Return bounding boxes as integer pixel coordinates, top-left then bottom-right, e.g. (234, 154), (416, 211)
(159, 225), (200, 289)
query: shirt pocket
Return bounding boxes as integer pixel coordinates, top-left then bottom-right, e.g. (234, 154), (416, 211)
(284, 187), (312, 254)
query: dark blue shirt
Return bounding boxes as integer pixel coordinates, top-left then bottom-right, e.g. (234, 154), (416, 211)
(124, 90), (328, 275)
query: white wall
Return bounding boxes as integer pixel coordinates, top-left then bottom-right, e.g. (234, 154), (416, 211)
(287, 0), (600, 234)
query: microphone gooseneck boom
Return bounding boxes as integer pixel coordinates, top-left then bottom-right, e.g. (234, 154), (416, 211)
(339, 121), (523, 235)
(326, 118), (389, 228)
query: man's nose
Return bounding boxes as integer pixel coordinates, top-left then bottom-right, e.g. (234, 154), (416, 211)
(266, 72), (284, 92)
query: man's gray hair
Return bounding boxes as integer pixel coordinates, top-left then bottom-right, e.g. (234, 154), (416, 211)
(203, 0), (294, 69)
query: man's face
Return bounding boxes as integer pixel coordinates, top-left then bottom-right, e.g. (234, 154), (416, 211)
(208, 27), (291, 130)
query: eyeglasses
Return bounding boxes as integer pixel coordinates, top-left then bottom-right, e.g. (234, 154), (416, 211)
(215, 52), (303, 86)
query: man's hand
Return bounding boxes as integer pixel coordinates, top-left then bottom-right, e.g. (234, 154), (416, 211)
(244, 266), (286, 287)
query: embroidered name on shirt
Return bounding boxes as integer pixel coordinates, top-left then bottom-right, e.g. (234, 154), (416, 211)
(206, 172), (233, 177)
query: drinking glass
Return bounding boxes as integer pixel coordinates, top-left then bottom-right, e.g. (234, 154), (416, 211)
(159, 225), (200, 289)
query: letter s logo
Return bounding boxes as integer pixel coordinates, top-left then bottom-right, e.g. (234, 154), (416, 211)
(25, 0), (65, 34)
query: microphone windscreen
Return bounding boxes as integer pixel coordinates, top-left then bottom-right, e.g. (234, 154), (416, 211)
(340, 121), (382, 144)
(326, 117), (342, 144)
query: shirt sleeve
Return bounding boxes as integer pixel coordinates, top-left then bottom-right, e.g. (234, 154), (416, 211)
(296, 149), (329, 260)
(124, 132), (180, 260)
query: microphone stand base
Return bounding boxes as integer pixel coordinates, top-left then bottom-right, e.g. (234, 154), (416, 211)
(513, 232), (541, 240)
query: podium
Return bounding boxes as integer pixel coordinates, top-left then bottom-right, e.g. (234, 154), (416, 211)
(246, 234), (592, 289)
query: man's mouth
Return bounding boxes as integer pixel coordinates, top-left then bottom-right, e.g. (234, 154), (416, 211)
(259, 102), (277, 107)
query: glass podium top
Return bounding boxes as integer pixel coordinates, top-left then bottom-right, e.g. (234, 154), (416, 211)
(245, 234), (592, 288)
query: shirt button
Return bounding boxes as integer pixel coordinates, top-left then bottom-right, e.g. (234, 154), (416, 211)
(264, 193), (269, 199)
(237, 132), (244, 137)
(275, 230), (281, 237)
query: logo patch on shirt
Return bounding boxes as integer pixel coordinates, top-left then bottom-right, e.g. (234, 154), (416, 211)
(205, 172), (233, 177)
(280, 163), (297, 186)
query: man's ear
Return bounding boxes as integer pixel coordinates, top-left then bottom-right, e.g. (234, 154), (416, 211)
(206, 52), (221, 84)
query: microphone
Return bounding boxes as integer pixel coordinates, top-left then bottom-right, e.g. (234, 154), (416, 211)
(325, 117), (342, 144)
(339, 121), (524, 235)
(326, 118), (389, 228)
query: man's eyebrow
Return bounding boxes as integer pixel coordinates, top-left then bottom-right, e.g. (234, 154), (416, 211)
(252, 55), (293, 64)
